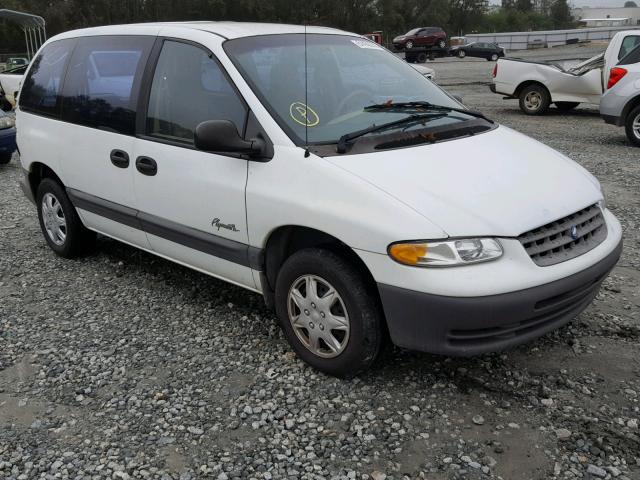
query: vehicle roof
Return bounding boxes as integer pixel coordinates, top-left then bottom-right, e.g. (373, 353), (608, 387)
(49, 21), (355, 42)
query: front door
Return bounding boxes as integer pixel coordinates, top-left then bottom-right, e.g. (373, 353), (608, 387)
(132, 33), (255, 289)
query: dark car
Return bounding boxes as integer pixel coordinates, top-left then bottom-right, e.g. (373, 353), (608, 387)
(452, 42), (505, 61)
(393, 27), (447, 51)
(0, 109), (16, 164)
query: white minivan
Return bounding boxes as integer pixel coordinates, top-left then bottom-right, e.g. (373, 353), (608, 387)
(17, 23), (622, 377)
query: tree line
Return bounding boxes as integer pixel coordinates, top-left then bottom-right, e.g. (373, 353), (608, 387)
(1, 0), (575, 54)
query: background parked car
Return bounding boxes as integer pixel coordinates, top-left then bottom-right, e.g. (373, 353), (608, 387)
(5, 57), (28, 69)
(600, 44), (640, 147)
(0, 64), (27, 110)
(393, 27), (447, 51)
(0, 109), (16, 164)
(451, 42), (505, 61)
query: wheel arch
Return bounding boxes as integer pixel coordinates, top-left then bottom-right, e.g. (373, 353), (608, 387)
(514, 80), (550, 99)
(259, 225), (380, 311)
(26, 162), (64, 200)
(621, 94), (640, 123)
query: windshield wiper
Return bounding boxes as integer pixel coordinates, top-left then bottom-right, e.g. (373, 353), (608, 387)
(363, 101), (493, 123)
(336, 113), (447, 154)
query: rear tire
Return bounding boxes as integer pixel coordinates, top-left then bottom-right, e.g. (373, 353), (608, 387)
(489, 53), (499, 61)
(625, 105), (640, 147)
(555, 101), (579, 111)
(36, 178), (96, 258)
(275, 248), (383, 378)
(458, 49), (466, 58)
(417, 52), (428, 63)
(0, 152), (11, 164)
(519, 84), (550, 115)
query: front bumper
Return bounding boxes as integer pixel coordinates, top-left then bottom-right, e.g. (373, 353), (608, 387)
(378, 239), (622, 356)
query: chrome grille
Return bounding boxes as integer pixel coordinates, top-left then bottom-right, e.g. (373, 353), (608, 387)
(518, 204), (607, 267)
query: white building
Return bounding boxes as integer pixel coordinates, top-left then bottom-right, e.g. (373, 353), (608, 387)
(574, 7), (640, 26)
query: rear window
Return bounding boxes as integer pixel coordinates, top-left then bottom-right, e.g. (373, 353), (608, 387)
(61, 36), (153, 135)
(19, 39), (75, 117)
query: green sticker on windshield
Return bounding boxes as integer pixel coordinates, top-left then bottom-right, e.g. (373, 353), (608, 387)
(290, 102), (320, 127)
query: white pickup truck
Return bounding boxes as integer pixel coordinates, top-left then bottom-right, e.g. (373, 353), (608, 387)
(0, 65), (27, 110)
(491, 30), (640, 115)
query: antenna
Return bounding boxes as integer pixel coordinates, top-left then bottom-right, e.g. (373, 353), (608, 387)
(303, 4), (310, 158)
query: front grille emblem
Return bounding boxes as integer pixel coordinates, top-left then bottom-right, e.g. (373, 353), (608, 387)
(570, 225), (579, 240)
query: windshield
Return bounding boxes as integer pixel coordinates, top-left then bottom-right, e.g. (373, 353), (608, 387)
(224, 34), (469, 146)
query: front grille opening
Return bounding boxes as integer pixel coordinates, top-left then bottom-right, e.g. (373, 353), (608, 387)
(518, 204), (607, 267)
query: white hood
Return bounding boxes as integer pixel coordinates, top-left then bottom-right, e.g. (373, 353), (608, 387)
(328, 125), (602, 238)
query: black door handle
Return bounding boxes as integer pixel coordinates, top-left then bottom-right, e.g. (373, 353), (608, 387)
(136, 156), (157, 176)
(110, 149), (130, 168)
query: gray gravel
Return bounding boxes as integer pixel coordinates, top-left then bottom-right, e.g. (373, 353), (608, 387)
(1, 46), (639, 479)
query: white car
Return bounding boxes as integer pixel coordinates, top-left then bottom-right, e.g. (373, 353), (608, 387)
(17, 23), (622, 377)
(0, 65), (26, 109)
(491, 30), (640, 115)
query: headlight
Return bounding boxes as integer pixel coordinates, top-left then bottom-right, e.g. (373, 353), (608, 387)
(0, 116), (15, 129)
(388, 238), (503, 267)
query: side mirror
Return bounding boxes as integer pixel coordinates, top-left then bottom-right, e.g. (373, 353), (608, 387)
(194, 120), (264, 157)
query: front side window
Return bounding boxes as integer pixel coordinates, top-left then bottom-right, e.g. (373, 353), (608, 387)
(146, 40), (247, 144)
(19, 39), (74, 117)
(225, 34), (470, 147)
(61, 36), (153, 135)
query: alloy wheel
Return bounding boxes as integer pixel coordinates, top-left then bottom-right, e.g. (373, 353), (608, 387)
(287, 275), (350, 358)
(41, 192), (67, 246)
(633, 113), (640, 140)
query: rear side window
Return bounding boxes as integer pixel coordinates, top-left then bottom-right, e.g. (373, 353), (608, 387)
(145, 40), (247, 144)
(19, 39), (75, 117)
(619, 44), (640, 65)
(61, 36), (154, 135)
(618, 35), (640, 60)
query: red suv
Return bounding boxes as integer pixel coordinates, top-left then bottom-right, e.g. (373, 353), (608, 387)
(393, 27), (447, 50)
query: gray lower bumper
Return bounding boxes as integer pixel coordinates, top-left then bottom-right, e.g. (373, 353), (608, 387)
(378, 240), (622, 356)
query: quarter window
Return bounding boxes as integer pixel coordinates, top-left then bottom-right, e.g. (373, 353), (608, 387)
(19, 39), (75, 117)
(61, 36), (153, 135)
(619, 35), (640, 60)
(146, 40), (247, 144)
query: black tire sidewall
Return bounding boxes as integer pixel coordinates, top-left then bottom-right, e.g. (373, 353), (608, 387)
(625, 106), (640, 147)
(275, 249), (382, 377)
(519, 84), (550, 115)
(0, 152), (11, 164)
(36, 178), (88, 258)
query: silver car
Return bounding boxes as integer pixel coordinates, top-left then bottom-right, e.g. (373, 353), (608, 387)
(600, 44), (640, 147)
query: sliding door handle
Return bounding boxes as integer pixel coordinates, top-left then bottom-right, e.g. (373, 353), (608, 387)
(135, 156), (157, 176)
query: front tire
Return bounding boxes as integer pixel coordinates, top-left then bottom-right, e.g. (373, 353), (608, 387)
(625, 105), (640, 147)
(275, 248), (383, 377)
(405, 41), (414, 50)
(437, 39), (446, 49)
(36, 178), (96, 258)
(457, 49), (466, 58)
(489, 53), (499, 61)
(519, 84), (550, 115)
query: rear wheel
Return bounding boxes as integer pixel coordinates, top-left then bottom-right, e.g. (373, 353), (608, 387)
(275, 248), (383, 378)
(0, 152), (11, 164)
(555, 101), (580, 111)
(417, 52), (428, 63)
(625, 105), (640, 147)
(457, 49), (466, 58)
(519, 84), (550, 115)
(36, 178), (96, 258)
(489, 53), (499, 61)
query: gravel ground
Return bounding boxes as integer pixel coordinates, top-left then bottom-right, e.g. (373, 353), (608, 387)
(1, 45), (639, 480)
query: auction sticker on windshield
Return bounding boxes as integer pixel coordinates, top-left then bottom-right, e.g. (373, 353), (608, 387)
(351, 39), (384, 50)
(290, 102), (320, 127)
